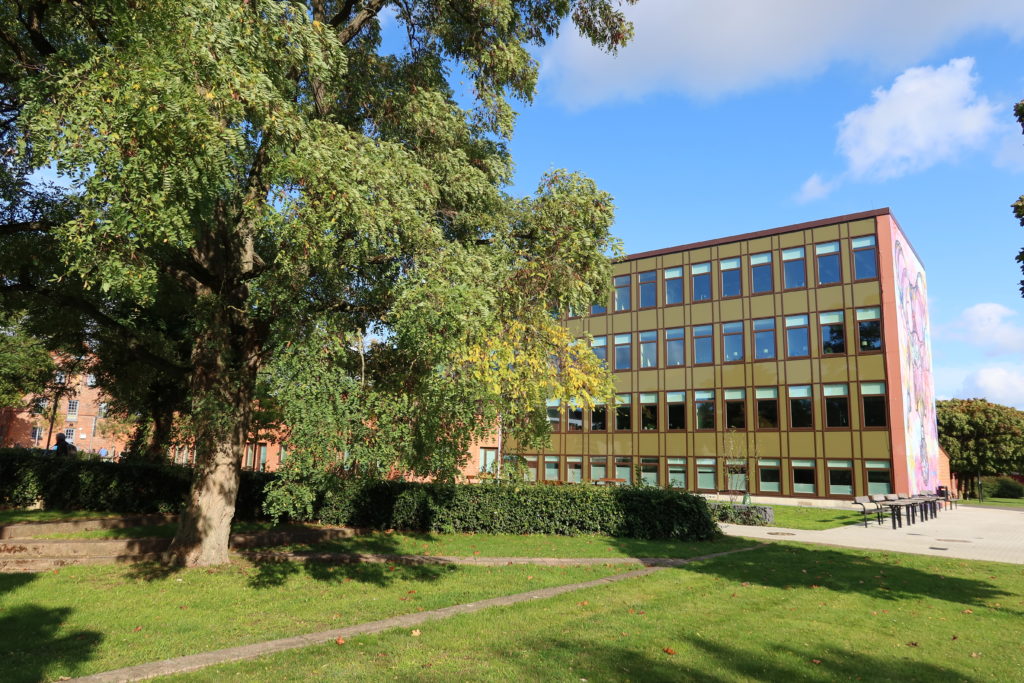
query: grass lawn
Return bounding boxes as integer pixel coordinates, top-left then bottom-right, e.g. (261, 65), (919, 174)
(765, 504), (867, 530)
(960, 497), (1024, 509)
(169, 543), (1024, 682)
(0, 557), (637, 682)
(0, 509), (115, 524)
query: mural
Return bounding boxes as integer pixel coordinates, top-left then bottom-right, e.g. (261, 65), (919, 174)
(891, 227), (940, 494)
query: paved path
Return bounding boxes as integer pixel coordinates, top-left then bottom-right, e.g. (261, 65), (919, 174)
(721, 504), (1024, 564)
(70, 545), (764, 682)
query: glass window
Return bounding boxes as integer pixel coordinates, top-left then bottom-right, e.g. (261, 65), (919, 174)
(789, 385), (813, 429)
(639, 330), (658, 368)
(696, 458), (717, 490)
(668, 458), (687, 488)
(613, 275), (631, 311)
(691, 262), (712, 301)
(693, 324), (714, 364)
(567, 456), (583, 483)
(753, 317), (776, 360)
(750, 252), (773, 294)
(720, 257), (742, 298)
(590, 401), (607, 431)
(589, 456), (607, 483)
(819, 311), (846, 355)
(785, 314), (809, 358)
(546, 399), (561, 432)
(725, 388), (746, 429)
(866, 461), (892, 494)
(638, 270), (657, 308)
(54, 371), (66, 385)
(665, 266), (684, 305)
(640, 457), (659, 486)
(726, 460), (747, 491)
(856, 307), (882, 352)
(615, 394), (632, 431)
(591, 336), (608, 364)
(758, 458), (781, 493)
(524, 456), (538, 481)
(614, 333), (632, 371)
(722, 321), (744, 362)
(64, 427), (75, 442)
(695, 390), (716, 430)
(566, 403), (583, 431)
(861, 382), (888, 428)
(852, 235), (878, 280)
(824, 383), (850, 428)
(827, 459), (853, 495)
(67, 400), (79, 417)
(615, 456), (633, 484)
(665, 328), (685, 366)
(86, 374), (97, 387)
(591, 300), (607, 315)
(98, 402), (108, 418)
(31, 426), (43, 441)
(667, 391), (686, 430)
(816, 241), (841, 285)
(544, 456), (560, 481)
(640, 393), (658, 431)
(782, 247), (806, 289)
(792, 459), (816, 495)
(755, 387), (779, 429)
(480, 447), (498, 473)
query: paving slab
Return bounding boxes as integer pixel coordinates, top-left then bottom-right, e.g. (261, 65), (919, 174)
(721, 505), (1024, 564)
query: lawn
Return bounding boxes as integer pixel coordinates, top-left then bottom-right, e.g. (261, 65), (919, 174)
(764, 504), (867, 530)
(960, 497), (1024, 509)
(169, 543), (1024, 682)
(0, 508), (114, 524)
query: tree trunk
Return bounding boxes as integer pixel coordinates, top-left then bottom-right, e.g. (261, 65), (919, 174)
(142, 406), (174, 461)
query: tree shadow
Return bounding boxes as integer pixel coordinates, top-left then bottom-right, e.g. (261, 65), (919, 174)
(243, 549), (451, 590)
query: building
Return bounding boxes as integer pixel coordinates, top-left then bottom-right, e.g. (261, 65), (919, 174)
(497, 208), (949, 501)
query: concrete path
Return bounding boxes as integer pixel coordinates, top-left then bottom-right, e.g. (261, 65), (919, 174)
(721, 504), (1024, 564)
(70, 545), (764, 682)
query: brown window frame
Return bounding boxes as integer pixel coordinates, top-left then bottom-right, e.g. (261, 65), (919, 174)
(749, 252), (773, 294)
(856, 308), (883, 354)
(755, 389), (780, 431)
(666, 391), (687, 431)
(639, 393), (659, 431)
(752, 317), (776, 361)
(851, 235), (880, 282)
(791, 462), (817, 496)
(781, 247), (807, 291)
(724, 389), (747, 430)
(823, 384), (851, 430)
(613, 274), (631, 312)
(588, 455), (608, 484)
(664, 266), (685, 306)
(757, 461), (782, 494)
(613, 333), (632, 372)
(638, 329), (658, 369)
(665, 327), (686, 367)
(614, 394), (632, 432)
(638, 270), (658, 309)
(788, 386), (814, 430)
(722, 321), (745, 364)
(719, 258), (743, 299)
(819, 311), (846, 356)
(590, 300), (608, 316)
(691, 263), (712, 302)
(591, 335), (608, 365)
(546, 401), (561, 433)
(694, 391), (716, 431)
(566, 404), (583, 432)
(814, 240), (843, 287)
(860, 383), (888, 430)
(589, 404), (607, 432)
(693, 324), (714, 365)
(784, 315), (810, 359)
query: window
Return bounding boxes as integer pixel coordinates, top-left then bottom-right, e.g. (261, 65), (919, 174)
(638, 270), (657, 308)
(31, 426), (43, 442)
(819, 311), (845, 355)
(852, 235), (878, 280)
(615, 457), (633, 484)
(785, 314), (809, 358)
(544, 456), (560, 481)
(792, 459), (816, 495)
(755, 387), (779, 429)
(546, 399), (561, 432)
(696, 458), (717, 490)
(665, 328), (685, 366)
(567, 456), (583, 483)
(866, 461), (892, 494)
(726, 460), (747, 491)
(724, 388), (746, 429)
(750, 252), (773, 294)
(614, 333), (632, 371)
(722, 321), (744, 362)
(615, 394), (632, 431)
(691, 262), (712, 301)
(640, 458), (659, 486)
(639, 330), (658, 368)
(667, 391), (686, 430)
(861, 382), (888, 428)
(33, 398), (48, 415)
(613, 275), (631, 311)
(259, 444), (268, 471)
(640, 393), (658, 430)
(67, 400), (79, 418)
(665, 266), (684, 305)
(279, 445), (287, 464)
(590, 401), (607, 431)
(693, 324), (714, 364)
(782, 247), (806, 289)
(86, 374), (97, 387)
(815, 241), (841, 285)
(789, 385), (814, 429)
(525, 456), (538, 481)
(758, 459), (781, 493)
(54, 371), (66, 385)
(824, 383), (850, 428)
(668, 458), (687, 488)
(591, 336), (608, 364)
(64, 428), (75, 442)
(827, 459), (853, 496)
(566, 403), (583, 431)
(591, 300), (607, 315)
(720, 257), (742, 298)
(590, 456), (608, 483)
(695, 390), (716, 430)
(98, 402), (108, 418)
(753, 318), (776, 360)
(856, 307), (882, 352)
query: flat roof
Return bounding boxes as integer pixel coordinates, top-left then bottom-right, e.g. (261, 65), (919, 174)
(623, 207), (892, 262)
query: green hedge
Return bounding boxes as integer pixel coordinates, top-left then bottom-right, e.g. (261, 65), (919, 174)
(0, 448), (272, 519)
(980, 476), (1024, 499)
(277, 480), (719, 541)
(707, 502), (774, 526)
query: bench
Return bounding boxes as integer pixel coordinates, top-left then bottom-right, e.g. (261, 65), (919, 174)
(854, 496), (884, 527)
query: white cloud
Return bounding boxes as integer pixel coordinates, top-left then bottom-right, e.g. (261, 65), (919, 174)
(957, 367), (1024, 409)
(794, 173), (837, 203)
(949, 302), (1024, 355)
(541, 1), (1024, 107)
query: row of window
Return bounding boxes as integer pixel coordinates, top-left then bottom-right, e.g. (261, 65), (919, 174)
(507, 453), (893, 496)
(547, 382), (888, 433)
(589, 306), (881, 371)
(579, 236), (879, 316)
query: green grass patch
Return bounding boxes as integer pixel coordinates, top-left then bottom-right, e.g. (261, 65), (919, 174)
(961, 497), (1024, 509)
(34, 521), (276, 540)
(765, 504), (867, 530)
(0, 508), (115, 524)
(174, 543), (1024, 682)
(0, 557), (636, 682)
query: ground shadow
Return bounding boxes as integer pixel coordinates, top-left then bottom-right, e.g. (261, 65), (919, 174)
(245, 554), (452, 589)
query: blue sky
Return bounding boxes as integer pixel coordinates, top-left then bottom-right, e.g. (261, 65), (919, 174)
(502, 1), (1024, 409)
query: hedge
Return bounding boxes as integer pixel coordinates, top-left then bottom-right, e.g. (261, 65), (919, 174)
(979, 476), (1024, 499)
(707, 502), (774, 526)
(0, 448), (271, 520)
(279, 479), (720, 541)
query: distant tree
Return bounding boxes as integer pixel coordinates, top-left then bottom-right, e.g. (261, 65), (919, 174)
(936, 398), (1024, 496)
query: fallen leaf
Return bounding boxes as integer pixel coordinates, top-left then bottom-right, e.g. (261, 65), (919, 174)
(906, 642), (919, 648)
(741, 582), (750, 587)
(962, 609), (973, 614)
(578, 601), (589, 606)
(951, 636), (958, 641)
(411, 630), (421, 637)
(473, 551), (480, 555)
(408, 590), (416, 594)
(133, 626), (142, 632)
(179, 605), (187, 610)
(663, 648), (677, 656)
(970, 652), (981, 658)
(335, 637), (345, 645)
(811, 659), (822, 665)
(527, 576), (534, 580)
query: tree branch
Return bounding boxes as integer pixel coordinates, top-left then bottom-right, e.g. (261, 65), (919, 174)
(337, 0), (390, 45)
(0, 220), (50, 236)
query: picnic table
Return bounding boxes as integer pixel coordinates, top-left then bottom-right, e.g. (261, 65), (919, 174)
(593, 477), (626, 486)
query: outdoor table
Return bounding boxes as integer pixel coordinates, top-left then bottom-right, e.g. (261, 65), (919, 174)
(594, 478), (626, 486)
(881, 500), (917, 529)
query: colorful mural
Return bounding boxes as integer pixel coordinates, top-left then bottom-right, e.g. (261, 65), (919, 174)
(891, 227), (940, 494)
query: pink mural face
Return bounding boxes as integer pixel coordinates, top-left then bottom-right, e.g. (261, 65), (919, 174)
(891, 230), (940, 494)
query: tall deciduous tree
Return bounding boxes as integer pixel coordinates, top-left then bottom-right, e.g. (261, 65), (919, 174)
(936, 398), (1024, 495)
(1, 1), (634, 565)
(1013, 100), (1024, 295)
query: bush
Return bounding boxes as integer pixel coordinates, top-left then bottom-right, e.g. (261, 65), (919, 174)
(707, 502), (774, 526)
(269, 479), (720, 541)
(979, 476), (1024, 499)
(0, 448), (272, 519)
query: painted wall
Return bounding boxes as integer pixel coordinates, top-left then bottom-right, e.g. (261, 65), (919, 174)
(890, 222), (941, 494)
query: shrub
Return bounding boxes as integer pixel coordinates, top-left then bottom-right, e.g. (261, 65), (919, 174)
(269, 479), (719, 541)
(707, 502), (774, 526)
(979, 476), (1024, 499)
(0, 448), (272, 519)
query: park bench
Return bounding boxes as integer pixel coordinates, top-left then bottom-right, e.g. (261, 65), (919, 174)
(853, 496), (884, 527)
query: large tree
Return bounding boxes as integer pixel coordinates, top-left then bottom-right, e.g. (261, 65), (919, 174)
(1014, 100), (1024, 295)
(936, 398), (1024, 495)
(1, 1), (633, 565)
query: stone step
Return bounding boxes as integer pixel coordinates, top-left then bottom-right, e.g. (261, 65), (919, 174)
(0, 537), (172, 558)
(0, 513), (178, 539)
(0, 553), (166, 573)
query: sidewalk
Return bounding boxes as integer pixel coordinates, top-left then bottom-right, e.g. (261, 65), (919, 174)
(721, 505), (1024, 564)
